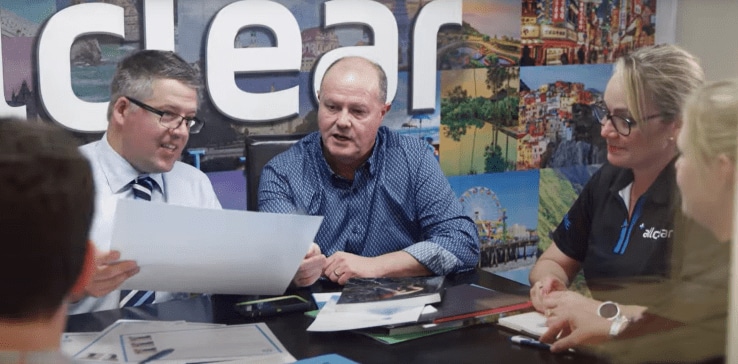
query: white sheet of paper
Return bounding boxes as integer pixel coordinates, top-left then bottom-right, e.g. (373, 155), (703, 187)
(497, 311), (548, 337)
(312, 292), (338, 310)
(111, 199), (323, 295)
(307, 294), (425, 332)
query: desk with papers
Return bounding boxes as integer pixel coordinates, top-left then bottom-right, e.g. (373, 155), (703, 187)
(66, 269), (607, 364)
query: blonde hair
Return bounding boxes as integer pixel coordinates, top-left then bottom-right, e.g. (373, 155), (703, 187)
(681, 79), (738, 167)
(614, 44), (704, 126)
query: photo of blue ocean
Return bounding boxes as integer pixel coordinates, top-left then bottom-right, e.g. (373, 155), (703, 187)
(71, 43), (136, 102)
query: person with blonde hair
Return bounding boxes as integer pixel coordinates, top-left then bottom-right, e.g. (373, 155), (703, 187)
(675, 80), (736, 244)
(529, 44), (705, 316)
(539, 78), (738, 363)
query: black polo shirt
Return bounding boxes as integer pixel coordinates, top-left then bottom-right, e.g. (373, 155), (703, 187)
(553, 159), (679, 282)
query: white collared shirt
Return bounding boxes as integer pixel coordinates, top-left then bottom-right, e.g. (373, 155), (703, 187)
(68, 134), (222, 315)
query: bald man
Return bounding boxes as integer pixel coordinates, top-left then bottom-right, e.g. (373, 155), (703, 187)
(259, 56), (480, 287)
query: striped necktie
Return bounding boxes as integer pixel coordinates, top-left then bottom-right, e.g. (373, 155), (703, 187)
(119, 289), (155, 308)
(120, 176), (157, 307)
(131, 176), (154, 201)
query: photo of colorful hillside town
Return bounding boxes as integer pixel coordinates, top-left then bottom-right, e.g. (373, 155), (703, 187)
(516, 63), (612, 170)
(520, 0), (657, 66)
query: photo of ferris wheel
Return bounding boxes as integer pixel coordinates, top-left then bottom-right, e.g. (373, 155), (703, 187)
(449, 170), (540, 277)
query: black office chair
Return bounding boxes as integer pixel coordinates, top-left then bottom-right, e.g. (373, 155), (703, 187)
(243, 133), (308, 211)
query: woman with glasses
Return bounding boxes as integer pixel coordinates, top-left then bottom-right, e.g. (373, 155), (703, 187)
(528, 44), (705, 315)
(537, 78), (737, 363)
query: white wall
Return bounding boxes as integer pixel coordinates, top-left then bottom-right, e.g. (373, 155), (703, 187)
(675, 0), (738, 81)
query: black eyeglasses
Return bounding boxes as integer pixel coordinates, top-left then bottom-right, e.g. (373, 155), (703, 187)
(125, 96), (204, 134)
(591, 101), (661, 136)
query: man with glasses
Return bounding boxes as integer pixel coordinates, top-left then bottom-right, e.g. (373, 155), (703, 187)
(68, 49), (222, 314)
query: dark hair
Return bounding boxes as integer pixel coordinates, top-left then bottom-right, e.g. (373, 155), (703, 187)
(107, 49), (201, 120)
(0, 120), (94, 319)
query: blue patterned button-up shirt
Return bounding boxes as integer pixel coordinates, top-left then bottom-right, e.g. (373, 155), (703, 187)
(258, 127), (480, 275)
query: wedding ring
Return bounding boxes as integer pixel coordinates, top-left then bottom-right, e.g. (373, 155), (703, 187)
(545, 309), (552, 317)
(334, 269), (342, 276)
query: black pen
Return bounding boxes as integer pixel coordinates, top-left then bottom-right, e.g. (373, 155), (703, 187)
(139, 348), (175, 363)
(510, 335), (551, 350)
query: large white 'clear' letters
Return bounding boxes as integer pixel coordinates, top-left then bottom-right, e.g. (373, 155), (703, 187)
(207, 0), (301, 122)
(143, 0), (175, 51)
(33, 0), (458, 128)
(312, 0), (398, 104)
(38, 3), (124, 132)
(412, 0), (461, 111)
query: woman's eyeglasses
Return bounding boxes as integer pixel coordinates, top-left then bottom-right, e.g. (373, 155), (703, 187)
(591, 101), (661, 136)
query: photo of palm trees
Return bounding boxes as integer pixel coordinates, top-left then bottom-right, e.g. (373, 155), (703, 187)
(439, 66), (520, 176)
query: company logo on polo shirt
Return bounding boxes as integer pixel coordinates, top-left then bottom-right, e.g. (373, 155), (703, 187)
(640, 223), (673, 240)
(563, 214), (571, 230)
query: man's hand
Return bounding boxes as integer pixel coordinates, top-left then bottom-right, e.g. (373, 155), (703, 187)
(292, 243), (327, 287)
(324, 252), (376, 285)
(77, 250), (139, 300)
(325, 250), (430, 284)
(530, 275), (568, 312)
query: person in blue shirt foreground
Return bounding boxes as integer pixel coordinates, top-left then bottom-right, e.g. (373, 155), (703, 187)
(259, 56), (480, 286)
(539, 79), (738, 363)
(0, 120), (96, 363)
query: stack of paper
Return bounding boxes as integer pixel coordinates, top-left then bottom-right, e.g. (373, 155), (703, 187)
(63, 320), (296, 363)
(307, 293), (426, 332)
(307, 284), (533, 336)
(497, 311), (549, 338)
(334, 276), (445, 312)
(363, 284), (533, 336)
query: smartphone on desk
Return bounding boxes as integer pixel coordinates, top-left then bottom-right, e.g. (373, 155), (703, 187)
(234, 295), (312, 318)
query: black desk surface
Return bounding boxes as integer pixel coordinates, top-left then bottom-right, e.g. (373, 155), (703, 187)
(66, 270), (606, 364)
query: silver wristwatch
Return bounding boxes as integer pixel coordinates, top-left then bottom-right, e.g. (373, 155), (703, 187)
(597, 301), (629, 337)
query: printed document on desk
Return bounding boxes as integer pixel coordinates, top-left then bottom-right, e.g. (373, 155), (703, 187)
(111, 199), (323, 295)
(70, 320), (295, 363)
(68, 320), (221, 361)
